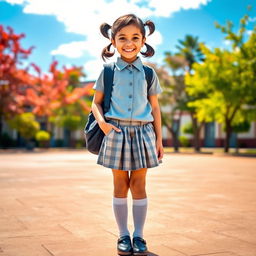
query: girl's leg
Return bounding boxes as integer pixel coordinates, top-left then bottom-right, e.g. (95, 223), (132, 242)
(112, 169), (130, 237)
(129, 168), (148, 239)
(112, 169), (130, 198)
(129, 168), (147, 199)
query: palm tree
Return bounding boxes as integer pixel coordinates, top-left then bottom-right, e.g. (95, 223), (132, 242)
(175, 35), (205, 152)
(161, 52), (187, 152)
(176, 35), (205, 73)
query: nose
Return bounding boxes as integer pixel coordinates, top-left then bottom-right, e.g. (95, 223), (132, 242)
(125, 40), (133, 46)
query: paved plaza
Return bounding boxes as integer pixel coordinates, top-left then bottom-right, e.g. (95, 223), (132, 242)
(0, 149), (256, 256)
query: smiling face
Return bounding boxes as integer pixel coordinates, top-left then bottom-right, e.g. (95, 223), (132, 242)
(111, 24), (146, 63)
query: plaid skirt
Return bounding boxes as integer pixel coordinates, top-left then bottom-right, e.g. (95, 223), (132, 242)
(97, 119), (160, 171)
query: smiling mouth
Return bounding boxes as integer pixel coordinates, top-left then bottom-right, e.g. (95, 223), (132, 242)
(123, 49), (135, 52)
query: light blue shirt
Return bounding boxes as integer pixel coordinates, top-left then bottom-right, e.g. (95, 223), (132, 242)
(93, 56), (162, 122)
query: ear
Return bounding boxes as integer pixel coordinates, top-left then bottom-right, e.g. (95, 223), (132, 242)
(111, 39), (116, 48)
(142, 37), (146, 46)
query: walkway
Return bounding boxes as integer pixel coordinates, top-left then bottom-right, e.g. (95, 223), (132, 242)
(0, 150), (256, 256)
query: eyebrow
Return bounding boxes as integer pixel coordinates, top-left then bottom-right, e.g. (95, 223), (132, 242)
(117, 33), (141, 37)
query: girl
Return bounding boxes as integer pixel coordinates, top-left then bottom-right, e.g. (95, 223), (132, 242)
(91, 14), (164, 256)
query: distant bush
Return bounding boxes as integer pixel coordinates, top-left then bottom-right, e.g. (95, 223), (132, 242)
(35, 130), (50, 148)
(7, 113), (40, 140)
(36, 130), (50, 142)
(179, 135), (190, 147)
(182, 122), (193, 135)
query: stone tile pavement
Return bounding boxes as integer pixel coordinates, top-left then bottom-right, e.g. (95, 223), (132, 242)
(0, 149), (256, 256)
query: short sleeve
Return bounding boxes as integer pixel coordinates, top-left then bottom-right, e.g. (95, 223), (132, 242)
(148, 68), (163, 96)
(93, 69), (104, 92)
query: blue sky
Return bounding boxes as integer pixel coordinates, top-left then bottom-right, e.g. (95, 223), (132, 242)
(0, 0), (255, 80)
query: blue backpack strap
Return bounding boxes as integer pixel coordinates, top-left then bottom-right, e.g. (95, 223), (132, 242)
(143, 65), (154, 93)
(103, 62), (115, 113)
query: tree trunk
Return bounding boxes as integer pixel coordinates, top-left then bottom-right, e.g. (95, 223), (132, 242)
(224, 118), (232, 153)
(191, 114), (201, 152)
(170, 129), (179, 152)
(235, 133), (239, 154)
(161, 112), (181, 153)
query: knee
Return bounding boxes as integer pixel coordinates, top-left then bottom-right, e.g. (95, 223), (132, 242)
(113, 178), (130, 197)
(129, 178), (146, 195)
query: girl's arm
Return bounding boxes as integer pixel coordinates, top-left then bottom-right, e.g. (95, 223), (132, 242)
(91, 91), (105, 125)
(148, 94), (164, 160)
(91, 91), (120, 135)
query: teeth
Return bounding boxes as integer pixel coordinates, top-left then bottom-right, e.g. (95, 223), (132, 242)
(124, 49), (134, 52)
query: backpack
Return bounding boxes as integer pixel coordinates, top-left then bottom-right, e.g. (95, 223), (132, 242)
(84, 62), (153, 155)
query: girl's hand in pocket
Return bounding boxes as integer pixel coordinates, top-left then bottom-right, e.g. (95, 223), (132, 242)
(99, 122), (121, 135)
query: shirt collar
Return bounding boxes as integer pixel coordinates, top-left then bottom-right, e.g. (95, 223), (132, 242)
(115, 56), (143, 72)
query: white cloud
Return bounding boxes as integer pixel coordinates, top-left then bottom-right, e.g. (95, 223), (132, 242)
(4, 0), (211, 79)
(83, 59), (105, 81)
(51, 41), (87, 58)
(247, 30), (253, 36)
(148, 0), (211, 17)
(3, 0), (24, 4)
(223, 40), (231, 46)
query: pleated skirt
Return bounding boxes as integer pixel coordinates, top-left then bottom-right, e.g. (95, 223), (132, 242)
(97, 119), (160, 171)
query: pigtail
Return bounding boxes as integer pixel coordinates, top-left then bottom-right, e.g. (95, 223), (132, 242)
(101, 43), (115, 61)
(144, 20), (155, 36)
(100, 23), (115, 61)
(100, 23), (111, 39)
(140, 20), (155, 57)
(140, 43), (155, 57)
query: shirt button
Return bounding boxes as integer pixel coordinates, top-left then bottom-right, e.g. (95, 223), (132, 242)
(129, 82), (132, 86)
(128, 108), (131, 111)
(129, 71), (132, 74)
(129, 95), (132, 98)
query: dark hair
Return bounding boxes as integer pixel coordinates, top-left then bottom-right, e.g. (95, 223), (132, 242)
(100, 14), (155, 61)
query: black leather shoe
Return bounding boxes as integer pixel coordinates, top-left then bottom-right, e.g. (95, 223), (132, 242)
(117, 235), (133, 255)
(132, 237), (148, 256)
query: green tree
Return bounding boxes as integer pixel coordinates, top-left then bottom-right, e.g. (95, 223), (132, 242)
(186, 11), (256, 152)
(7, 112), (40, 150)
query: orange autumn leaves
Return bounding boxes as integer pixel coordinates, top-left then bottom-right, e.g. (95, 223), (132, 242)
(0, 25), (92, 120)
(27, 61), (92, 116)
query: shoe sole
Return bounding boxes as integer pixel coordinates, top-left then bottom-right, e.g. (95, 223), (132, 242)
(133, 252), (148, 256)
(117, 251), (133, 256)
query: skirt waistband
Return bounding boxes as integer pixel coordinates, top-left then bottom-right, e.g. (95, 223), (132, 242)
(106, 118), (150, 126)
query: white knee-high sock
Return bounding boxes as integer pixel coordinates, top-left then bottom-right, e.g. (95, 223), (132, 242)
(132, 198), (148, 238)
(113, 197), (130, 237)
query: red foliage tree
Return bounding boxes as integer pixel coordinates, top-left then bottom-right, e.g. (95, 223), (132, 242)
(0, 25), (34, 135)
(26, 60), (92, 117)
(26, 60), (93, 145)
(0, 25), (93, 146)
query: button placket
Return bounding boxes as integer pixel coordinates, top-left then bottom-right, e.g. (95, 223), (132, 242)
(130, 67), (135, 119)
